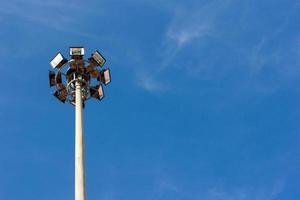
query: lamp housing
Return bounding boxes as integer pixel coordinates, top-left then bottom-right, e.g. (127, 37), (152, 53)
(89, 50), (106, 67)
(53, 90), (67, 103)
(49, 71), (56, 87)
(90, 85), (104, 100)
(50, 53), (67, 69)
(98, 69), (111, 85)
(70, 47), (85, 57)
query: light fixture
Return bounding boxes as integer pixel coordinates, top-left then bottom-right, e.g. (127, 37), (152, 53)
(49, 47), (111, 104)
(70, 47), (85, 56)
(53, 90), (66, 103)
(98, 84), (104, 100)
(49, 71), (56, 87)
(56, 72), (62, 84)
(50, 53), (67, 69)
(98, 68), (111, 85)
(90, 85), (104, 100)
(89, 50), (106, 67)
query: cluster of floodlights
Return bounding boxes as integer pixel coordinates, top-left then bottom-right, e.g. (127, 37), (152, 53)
(49, 47), (111, 107)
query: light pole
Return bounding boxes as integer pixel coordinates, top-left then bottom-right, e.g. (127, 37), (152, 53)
(48, 47), (111, 200)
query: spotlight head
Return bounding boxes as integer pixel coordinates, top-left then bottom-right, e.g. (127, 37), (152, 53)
(49, 71), (56, 87)
(70, 47), (84, 58)
(56, 72), (62, 84)
(90, 85), (104, 100)
(53, 90), (67, 103)
(89, 50), (106, 67)
(98, 68), (111, 85)
(50, 53), (67, 69)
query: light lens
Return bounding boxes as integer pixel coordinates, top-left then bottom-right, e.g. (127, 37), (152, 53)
(98, 84), (104, 100)
(70, 47), (85, 56)
(103, 69), (111, 85)
(50, 53), (67, 68)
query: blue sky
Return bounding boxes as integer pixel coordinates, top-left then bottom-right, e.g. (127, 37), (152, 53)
(0, 0), (299, 199)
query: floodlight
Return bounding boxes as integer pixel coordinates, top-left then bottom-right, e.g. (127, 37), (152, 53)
(90, 87), (97, 98)
(49, 71), (56, 87)
(98, 69), (111, 85)
(90, 85), (104, 100)
(98, 85), (104, 99)
(70, 47), (85, 56)
(56, 72), (62, 84)
(59, 86), (68, 98)
(49, 47), (111, 105)
(89, 50), (106, 67)
(50, 53), (67, 69)
(53, 90), (66, 103)
(57, 83), (66, 90)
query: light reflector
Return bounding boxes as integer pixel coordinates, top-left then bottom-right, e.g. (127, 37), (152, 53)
(90, 50), (106, 67)
(70, 47), (85, 56)
(50, 53), (67, 69)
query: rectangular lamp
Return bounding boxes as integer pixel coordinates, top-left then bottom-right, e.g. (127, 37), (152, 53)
(90, 50), (106, 67)
(70, 47), (85, 56)
(103, 69), (111, 85)
(50, 53), (67, 69)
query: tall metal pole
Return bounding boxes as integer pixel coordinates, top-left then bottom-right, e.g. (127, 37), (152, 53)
(49, 47), (111, 200)
(75, 80), (86, 200)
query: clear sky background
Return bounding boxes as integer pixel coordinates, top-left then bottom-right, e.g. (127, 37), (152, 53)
(0, 0), (299, 199)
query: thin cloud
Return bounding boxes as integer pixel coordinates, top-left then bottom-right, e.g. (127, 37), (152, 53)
(0, 0), (99, 38)
(167, 23), (210, 47)
(150, 0), (300, 95)
(206, 180), (285, 200)
(131, 0), (299, 95)
(135, 71), (168, 93)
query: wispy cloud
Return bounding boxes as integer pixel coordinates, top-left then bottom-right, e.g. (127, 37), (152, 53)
(206, 180), (285, 200)
(148, 165), (286, 200)
(135, 70), (168, 93)
(0, 0), (100, 38)
(166, 19), (210, 47)
(134, 0), (300, 94)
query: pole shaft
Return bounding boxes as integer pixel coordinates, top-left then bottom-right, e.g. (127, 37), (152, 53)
(75, 80), (86, 200)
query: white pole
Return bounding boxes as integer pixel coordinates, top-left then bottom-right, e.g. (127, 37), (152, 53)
(75, 80), (86, 200)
